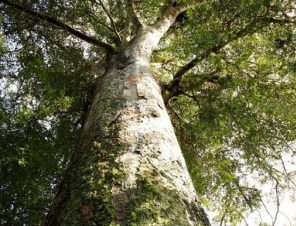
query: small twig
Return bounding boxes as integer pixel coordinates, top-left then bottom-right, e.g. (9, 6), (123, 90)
(242, 216), (250, 226)
(278, 211), (292, 226)
(85, 10), (114, 33)
(179, 90), (200, 106)
(97, 0), (121, 42)
(260, 198), (274, 223)
(232, 179), (253, 210)
(272, 181), (280, 226)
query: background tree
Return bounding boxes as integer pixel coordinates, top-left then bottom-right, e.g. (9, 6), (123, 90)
(0, 0), (295, 225)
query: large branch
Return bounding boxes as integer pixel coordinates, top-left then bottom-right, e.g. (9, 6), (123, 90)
(0, 0), (117, 53)
(162, 16), (294, 104)
(126, 0), (144, 27)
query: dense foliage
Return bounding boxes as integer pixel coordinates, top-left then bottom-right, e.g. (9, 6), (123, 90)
(0, 0), (295, 225)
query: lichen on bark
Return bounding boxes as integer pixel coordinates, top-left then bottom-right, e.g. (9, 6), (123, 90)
(43, 24), (211, 225)
(125, 172), (200, 226)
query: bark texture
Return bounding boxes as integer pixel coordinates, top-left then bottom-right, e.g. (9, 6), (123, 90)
(43, 26), (211, 226)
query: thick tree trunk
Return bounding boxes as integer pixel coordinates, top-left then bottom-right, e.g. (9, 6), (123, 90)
(43, 27), (211, 226)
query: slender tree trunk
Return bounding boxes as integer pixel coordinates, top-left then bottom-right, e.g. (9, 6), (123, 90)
(43, 26), (211, 226)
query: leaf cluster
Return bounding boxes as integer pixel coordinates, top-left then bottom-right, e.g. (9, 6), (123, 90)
(169, 21), (296, 224)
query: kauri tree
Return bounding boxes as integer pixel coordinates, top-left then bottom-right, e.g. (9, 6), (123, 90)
(0, 0), (295, 225)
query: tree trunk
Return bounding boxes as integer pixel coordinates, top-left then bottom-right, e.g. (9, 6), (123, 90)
(43, 26), (211, 226)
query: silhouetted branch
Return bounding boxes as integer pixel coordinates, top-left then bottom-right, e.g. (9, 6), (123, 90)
(0, 0), (117, 53)
(98, 0), (121, 42)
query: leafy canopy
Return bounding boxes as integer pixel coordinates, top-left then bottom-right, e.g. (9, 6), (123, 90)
(0, 0), (295, 225)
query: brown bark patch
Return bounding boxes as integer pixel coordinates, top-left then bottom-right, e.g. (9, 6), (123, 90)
(79, 204), (92, 224)
(125, 71), (144, 83)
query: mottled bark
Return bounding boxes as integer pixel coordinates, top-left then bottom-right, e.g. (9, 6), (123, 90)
(42, 25), (210, 226)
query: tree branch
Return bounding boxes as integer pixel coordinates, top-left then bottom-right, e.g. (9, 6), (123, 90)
(0, 0), (117, 53)
(97, 0), (121, 43)
(126, 0), (143, 27)
(232, 179), (253, 210)
(162, 16), (295, 103)
(174, 16), (294, 81)
(85, 10), (114, 33)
